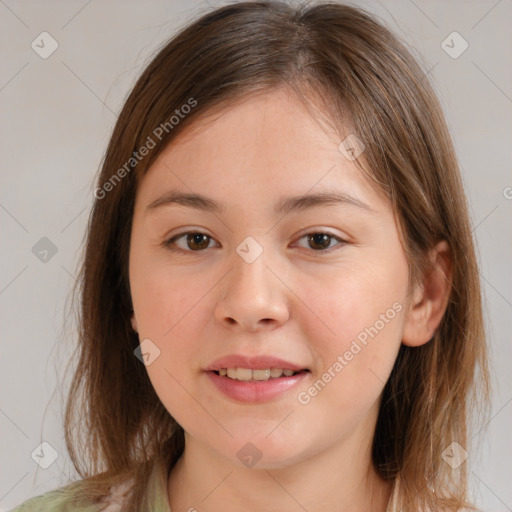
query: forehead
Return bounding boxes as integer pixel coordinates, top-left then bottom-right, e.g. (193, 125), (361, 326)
(136, 88), (389, 215)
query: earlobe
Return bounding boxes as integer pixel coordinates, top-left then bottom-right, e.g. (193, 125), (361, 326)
(402, 240), (452, 348)
(131, 314), (138, 333)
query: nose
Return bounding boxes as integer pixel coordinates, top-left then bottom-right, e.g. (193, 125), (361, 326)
(214, 249), (290, 332)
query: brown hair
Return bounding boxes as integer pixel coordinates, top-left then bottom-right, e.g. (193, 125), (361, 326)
(57, 1), (490, 510)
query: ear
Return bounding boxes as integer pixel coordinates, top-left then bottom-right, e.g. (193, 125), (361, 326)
(402, 240), (452, 347)
(131, 314), (138, 333)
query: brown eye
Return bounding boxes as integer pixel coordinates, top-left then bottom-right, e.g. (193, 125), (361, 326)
(307, 233), (332, 250)
(185, 233), (211, 250)
(296, 232), (347, 252)
(165, 232), (217, 253)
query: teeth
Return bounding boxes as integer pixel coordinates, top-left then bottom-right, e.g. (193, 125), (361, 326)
(217, 368), (301, 381)
(236, 368), (252, 381)
(252, 369), (270, 380)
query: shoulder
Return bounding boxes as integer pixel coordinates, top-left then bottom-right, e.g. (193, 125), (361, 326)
(9, 479), (133, 512)
(9, 489), (92, 512)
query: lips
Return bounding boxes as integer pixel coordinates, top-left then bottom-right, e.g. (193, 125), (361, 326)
(206, 367), (310, 403)
(204, 354), (309, 372)
(204, 354), (311, 402)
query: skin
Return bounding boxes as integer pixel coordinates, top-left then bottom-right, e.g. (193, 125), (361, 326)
(129, 87), (452, 512)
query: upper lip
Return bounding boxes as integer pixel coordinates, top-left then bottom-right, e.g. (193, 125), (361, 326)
(205, 355), (309, 372)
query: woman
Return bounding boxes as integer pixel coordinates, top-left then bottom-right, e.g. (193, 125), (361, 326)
(11, 1), (490, 511)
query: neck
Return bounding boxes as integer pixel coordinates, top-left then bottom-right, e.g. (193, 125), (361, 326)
(167, 428), (393, 512)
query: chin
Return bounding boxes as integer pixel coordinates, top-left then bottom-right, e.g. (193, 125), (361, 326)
(219, 434), (309, 470)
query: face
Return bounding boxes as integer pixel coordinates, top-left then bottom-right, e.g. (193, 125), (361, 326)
(129, 87), (411, 469)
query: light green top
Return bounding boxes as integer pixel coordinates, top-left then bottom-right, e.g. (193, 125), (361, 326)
(9, 456), (172, 512)
(9, 456), (400, 511)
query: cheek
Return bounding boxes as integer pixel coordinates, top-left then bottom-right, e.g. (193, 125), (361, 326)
(131, 268), (209, 424)
(130, 239), (211, 344)
(300, 259), (406, 351)
(129, 251), (211, 399)
(294, 258), (407, 408)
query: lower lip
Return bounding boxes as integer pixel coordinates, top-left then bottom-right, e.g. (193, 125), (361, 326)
(206, 371), (309, 403)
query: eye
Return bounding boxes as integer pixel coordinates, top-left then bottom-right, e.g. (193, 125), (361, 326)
(164, 230), (347, 254)
(294, 232), (347, 252)
(165, 231), (218, 253)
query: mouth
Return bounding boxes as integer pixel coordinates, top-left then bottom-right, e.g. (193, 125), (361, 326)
(211, 368), (310, 381)
(205, 366), (311, 403)
(204, 355), (311, 402)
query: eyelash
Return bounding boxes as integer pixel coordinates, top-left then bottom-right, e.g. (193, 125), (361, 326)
(164, 230), (348, 255)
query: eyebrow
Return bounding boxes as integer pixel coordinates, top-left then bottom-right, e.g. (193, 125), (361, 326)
(146, 190), (376, 216)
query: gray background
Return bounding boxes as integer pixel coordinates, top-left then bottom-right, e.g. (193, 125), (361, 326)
(1, 0), (511, 510)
